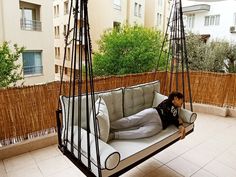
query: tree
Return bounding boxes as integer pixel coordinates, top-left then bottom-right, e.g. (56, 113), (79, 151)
(186, 33), (228, 72)
(186, 33), (207, 71)
(225, 43), (236, 73)
(0, 42), (24, 88)
(93, 25), (165, 76)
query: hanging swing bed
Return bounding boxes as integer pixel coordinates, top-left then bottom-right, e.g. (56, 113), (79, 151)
(56, 0), (197, 176)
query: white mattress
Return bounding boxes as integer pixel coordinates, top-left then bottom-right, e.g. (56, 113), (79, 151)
(102, 124), (194, 176)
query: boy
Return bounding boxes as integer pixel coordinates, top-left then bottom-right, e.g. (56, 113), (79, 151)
(109, 91), (185, 140)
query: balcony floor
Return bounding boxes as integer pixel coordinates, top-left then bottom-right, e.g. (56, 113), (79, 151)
(1, 113), (236, 177)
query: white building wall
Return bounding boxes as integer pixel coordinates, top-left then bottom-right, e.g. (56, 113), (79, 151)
(183, 0), (236, 42)
(128, 0), (145, 25)
(0, 0), (55, 86)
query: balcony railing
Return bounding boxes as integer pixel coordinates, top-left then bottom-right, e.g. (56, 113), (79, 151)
(20, 19), (42, 31)
(23, 65), (43, 75)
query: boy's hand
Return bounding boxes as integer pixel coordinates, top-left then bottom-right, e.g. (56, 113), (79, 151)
(179, 125), (186, 139)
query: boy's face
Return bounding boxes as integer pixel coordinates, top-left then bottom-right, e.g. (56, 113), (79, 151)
(172, 97), (183, 108)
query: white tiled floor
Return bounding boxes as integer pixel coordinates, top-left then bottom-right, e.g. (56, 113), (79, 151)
(1, 112), (236, 177)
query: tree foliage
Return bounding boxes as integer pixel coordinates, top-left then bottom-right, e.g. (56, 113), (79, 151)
(0, 42), (24, 88)
(93, 25), (165, 76)
(225, 43), (236, 73)
(186, 33), (236, 73)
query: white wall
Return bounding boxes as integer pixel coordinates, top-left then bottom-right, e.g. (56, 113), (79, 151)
(1, 0), (55, 86)
(183, 0), (236, 42)
(128, 0), (145, 25)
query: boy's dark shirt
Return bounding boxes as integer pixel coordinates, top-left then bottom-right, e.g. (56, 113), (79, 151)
(155, 99), (180, 129)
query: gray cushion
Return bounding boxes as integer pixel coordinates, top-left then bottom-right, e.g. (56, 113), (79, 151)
(123, 81), (160, 117)
(65, 126), (121, 170)
(152, 91), (168, 107)
(60, 94), (97, 129)
(97, 88), (123, 122)
(90, 97), (110, 142)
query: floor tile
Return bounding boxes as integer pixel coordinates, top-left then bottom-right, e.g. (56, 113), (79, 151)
(216, 149), (236, 170)
(191, 169), (217, 177)
(137, 158), (163, 174)
(147, 165), (183, 177)
(204, 160), (236, 177)
(47, 167), (86, 177)
(153, 148), (179, 164)
(120, 167), (145, 177)
(181, 148), (214, 167)
(3, 153), (36, 173)
(0, 161), (7, 177)
(166, 157), (201, 177)
(7, 165), (43, 177)
(30, 145), (61, 162)
(37, 156), (71, 176)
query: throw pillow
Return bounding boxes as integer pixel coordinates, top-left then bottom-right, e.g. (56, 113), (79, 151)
(152, 91), (168, 107)
(90, 97), (110, 142)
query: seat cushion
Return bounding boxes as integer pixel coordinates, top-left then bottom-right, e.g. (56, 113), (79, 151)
(123, 81), (160, 117)
(90, 97), (110, 142)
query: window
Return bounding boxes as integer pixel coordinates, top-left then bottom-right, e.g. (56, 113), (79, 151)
(157, 13), (162, 26)
(54, 26), (60, 38)
(134, 2), (138, 16)
(65, 67), (68, 75)
(64, 25), (67, 36)
(54, 5), (59, 17)
(64, 1), (69, 15)
(204, 15), (220, 26)
(186, 14), (195, 28)
(22, 51), (43, 76)
(55, 47), (60, 59)
(215, 15), (220, 25)
(55, 65), (59, 73)
(57, 5), (59, 16)
(113, 21), (121, 29)
(66, 48), (70, 60)
(204, 16), (209, 26)
(20, 2), (41, 31)
(54, 6), (56, 17)
(113, 0), (121, 10)
(138, 4), (142, 17)
(158, 0), (163, 7)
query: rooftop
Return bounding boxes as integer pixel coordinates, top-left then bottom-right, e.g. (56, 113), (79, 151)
(1, 112), (236, 177)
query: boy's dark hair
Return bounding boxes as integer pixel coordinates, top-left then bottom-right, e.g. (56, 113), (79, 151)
(168, 91), (183, 101)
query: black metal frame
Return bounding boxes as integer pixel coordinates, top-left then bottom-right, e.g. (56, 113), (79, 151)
(57, 0), (102, 176)
(56, 0), (195, 176)
(157, 0), (193, 111)
(57, 108), (194, 177)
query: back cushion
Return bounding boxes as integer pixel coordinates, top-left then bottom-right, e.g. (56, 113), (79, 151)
(97, 88), (123, 122)
(60, 94), (97, 129)
(123, 81), (160, 117)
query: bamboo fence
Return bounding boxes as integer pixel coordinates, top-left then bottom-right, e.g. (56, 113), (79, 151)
(0, 71), (236, 145)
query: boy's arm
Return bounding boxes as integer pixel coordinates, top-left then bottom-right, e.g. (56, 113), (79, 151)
(178, 117), (185, 139)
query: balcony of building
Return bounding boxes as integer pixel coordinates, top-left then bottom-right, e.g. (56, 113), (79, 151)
(1, 72), (236, 177)
(20, 1), (42, 31)
(183, 4), (210, 14)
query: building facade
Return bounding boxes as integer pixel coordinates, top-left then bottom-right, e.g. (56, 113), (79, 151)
(53, 0), (171, 80)
(0, 0), (55, 86)
(145, 0), (171, 32)
(182, 0), (236, 42)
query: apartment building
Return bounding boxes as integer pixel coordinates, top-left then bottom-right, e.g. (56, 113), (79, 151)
(0, 0), (55, 86)
(53, 0), (173, 80)
(145, 0), (171, 33)
(182, 0), (236, 41)
(53, 0), (146, 80)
